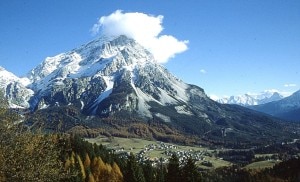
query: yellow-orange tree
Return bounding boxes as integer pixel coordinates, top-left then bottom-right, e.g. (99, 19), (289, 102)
(0, 91), (73, 181)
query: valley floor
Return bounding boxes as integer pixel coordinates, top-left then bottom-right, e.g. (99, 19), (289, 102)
(86, 136), (292, 170)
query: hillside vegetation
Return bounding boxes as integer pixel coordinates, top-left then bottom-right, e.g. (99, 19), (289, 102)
(1, 91), (300, 181)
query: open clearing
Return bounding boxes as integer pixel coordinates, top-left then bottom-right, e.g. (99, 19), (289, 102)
(244, 160), (281, 170)
(87, 136), (283, 170)
(86, 136), (231, 168)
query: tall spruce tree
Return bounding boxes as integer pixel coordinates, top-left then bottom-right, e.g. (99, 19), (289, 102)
(142, 160), (156, 182)
(124, 153), (145, 182)
(181, 158), (201, 182)
(156, 157), (166, 182)
(166, 154), (181, 182)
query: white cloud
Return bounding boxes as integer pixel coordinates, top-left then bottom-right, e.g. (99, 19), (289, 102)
(263, 89), (280, 93)
(200, 69), (207, 74)
(91, 10), (188, 63)
(284, 83), (297, 87)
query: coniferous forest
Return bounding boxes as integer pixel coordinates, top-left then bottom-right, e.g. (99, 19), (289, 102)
(0, 92), (300, 181)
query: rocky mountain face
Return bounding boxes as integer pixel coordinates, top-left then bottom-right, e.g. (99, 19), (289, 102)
(215, 91), (285, 106)
(1, 35), (299, 146)
(26, 35), (208, 120)
(251, 90), (300, 121)
(0, 67), (33, 108)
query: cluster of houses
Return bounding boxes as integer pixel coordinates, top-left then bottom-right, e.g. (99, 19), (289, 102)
(112, 141), (213, 166)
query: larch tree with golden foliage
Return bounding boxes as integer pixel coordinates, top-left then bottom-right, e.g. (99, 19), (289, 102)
(0, 91), (74, 181)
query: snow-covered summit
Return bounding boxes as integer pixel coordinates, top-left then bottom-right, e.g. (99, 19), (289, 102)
(27, 35), (154, 90)
(0, 66), (21, 84)
(2, 35), (188, 113)
(20, 35), (199, 120)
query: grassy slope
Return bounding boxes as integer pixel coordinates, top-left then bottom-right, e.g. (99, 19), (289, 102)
(244, 160), (281, 170)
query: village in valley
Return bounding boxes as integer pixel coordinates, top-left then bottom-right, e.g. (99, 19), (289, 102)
(87, 136), (234, 168)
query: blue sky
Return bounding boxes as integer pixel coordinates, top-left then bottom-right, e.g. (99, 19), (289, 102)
(0, 0), (299, 97)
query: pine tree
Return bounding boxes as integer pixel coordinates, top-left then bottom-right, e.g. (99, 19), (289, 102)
(156, 157), (166, 182)
(142, 160), (156, 182)
(181, 158), (201, 182)
(166, 154), (181, 182)
(124, 153), (145, 182)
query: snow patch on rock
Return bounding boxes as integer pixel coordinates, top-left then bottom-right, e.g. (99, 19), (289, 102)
(175, 105), (193, 115)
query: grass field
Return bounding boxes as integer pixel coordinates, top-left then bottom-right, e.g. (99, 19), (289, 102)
(86, 136), (232, 168)
(243, 160), (281, 170)
(86, 136), (159, 153)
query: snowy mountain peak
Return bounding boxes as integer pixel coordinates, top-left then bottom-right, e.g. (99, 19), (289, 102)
(0, 66), (33, 108)
(1, 35), (172, 112)
(0, 66), (19, 82)
(29, 36), (152, 77)
(27, 36), (154, 91)
(0, 66), (31, 88)
(17, 34), (200, 119)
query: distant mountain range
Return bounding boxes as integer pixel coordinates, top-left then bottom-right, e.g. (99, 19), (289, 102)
(211, 89), (300, 122)
(250, 90), (300, 122)
(0, 35), (299, 146)
(213, 90), (286, 106)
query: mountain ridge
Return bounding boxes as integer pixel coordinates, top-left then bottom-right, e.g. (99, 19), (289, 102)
(251, 89), (300, 121)
(214, 90), (286, 106)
